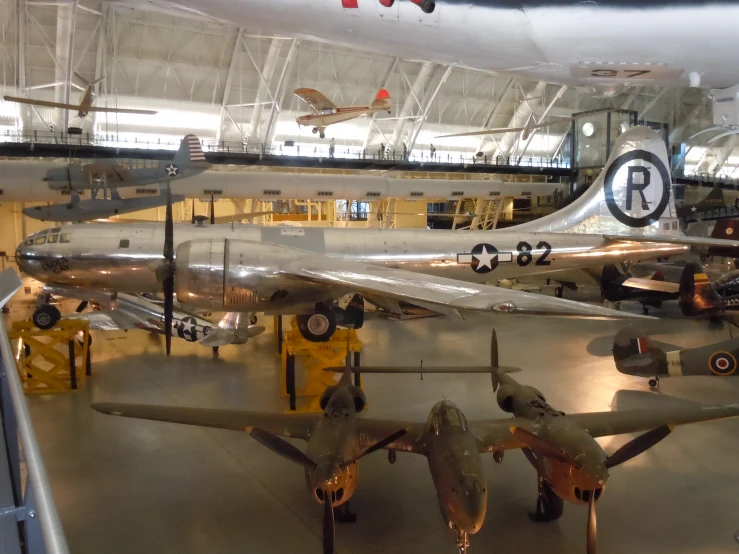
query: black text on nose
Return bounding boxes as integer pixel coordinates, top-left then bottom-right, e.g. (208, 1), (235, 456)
(626, 167), (651, 211)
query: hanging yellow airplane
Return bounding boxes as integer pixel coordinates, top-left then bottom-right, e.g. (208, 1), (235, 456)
(3, 73), (157, 118)
(294, 88), (391, 138)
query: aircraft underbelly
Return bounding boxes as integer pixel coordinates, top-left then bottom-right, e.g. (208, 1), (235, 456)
(152, 0), (739, 87)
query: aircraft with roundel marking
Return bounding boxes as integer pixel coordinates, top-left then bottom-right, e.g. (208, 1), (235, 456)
(17, 126), (739, 350)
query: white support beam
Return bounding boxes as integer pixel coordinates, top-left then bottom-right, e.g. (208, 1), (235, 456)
(488, 81), (547, 158)
(362, 56), (398, 150)
(407, 64), (452, 153)
(16, 0), (32, 129)
(388, 60), (434, 151)
(639, 87), (669, 120)
(475, 79), (513, 154)
(54, 0), (77, 130)
(215, 27), (242, 143)
(246, 38), (282, 142)
(516, 84), (567, 163)
(264, 38), (298, 145)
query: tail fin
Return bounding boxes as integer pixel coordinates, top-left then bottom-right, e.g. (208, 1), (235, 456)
(371, 89), (391, 110)
(517, 126), (679, 238)
(74, 72), (105, 89)
(711, 219), (739, 239)
(678, 262), (722, 316)
(172, 134), (208, 168)
(612, 327), (667, 377)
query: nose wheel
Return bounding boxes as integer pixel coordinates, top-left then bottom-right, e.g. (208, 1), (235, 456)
(449, 523), (469, 553)
(32, 305), (62, 330)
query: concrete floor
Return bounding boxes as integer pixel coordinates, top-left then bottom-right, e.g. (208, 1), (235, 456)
(23, 302), (739, 554)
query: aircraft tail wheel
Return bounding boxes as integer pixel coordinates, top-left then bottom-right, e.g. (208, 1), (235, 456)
(554, 286), (563, 298)
(32, 305), (61, 330)
(249, 313), (258, 325)
(296, 305), (337, 342)
(320, 131), (326, 139)
(312, 127), (318, 134)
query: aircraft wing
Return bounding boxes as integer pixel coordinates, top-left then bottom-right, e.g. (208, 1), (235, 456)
(267, 243), (649, 320)
(472, 402), (739, 451)
(294, 88), (336, 112)
(436, 126), (527, 138)
(604, 234), (739, 253)
(621, 277), (680, 294)
(91, 403), (318, 440)
(65, 310), (140, 331)
(3, 96), (82, 110)
(86, 106), (158, 114)
(355, 419), (427, 454)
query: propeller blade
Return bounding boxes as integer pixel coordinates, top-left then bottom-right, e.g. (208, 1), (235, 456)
(510, 426), (582, 469)
(248, 427), (317, 469)
(341, 429), (407, 469)
(323, 490), (335, 554)
(605, 425), (672, 468)
(490, 329), (499, 367)
(75, 300), (88, 313)
(586, 494), (597, 554)
(191, 198), (195, 224)
(163, 185), (175, 357)
(210, 193), (215, 225)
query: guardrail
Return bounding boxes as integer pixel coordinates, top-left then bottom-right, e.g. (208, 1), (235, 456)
(0, 269), (70, 554)
(672, 169), (739, 190)
(0, 129), (571, 170)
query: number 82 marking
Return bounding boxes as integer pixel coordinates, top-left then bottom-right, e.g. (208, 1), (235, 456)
(516, 241), (552, 267)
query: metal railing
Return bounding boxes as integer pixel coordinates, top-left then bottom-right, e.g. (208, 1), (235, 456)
(672, 168), (739, 190)
(0, 129), (571, 170)
(0, 269), (70, 554)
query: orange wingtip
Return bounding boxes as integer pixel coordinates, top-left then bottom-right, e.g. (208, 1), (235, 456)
(375, 89), (390, 100)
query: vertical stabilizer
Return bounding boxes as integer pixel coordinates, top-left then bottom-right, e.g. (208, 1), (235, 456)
(172, 134), (208, 168)
(517, 126), (679, 238)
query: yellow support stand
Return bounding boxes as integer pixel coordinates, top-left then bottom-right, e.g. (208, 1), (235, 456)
(8, 319), (92, 394)
(280, 318), (362, 413)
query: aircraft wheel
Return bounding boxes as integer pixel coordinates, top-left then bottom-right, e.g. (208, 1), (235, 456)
(312, 127), (318, 134)
(320, 131), (326, 139)
(32, 305), (61, 330)
(554, 286), (563, 298)
(540, 482), (564, 521)
(388, 450), (397, 464)
(420, 0), (435, 12)
(648, 378), (658, 388)
(297, 305), (337, 342)
(249, 313), (258, 325)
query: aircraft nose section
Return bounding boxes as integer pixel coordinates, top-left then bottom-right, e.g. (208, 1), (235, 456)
(459, 475), (487, 534)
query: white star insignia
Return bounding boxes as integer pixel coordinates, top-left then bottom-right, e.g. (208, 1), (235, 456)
(691, 206), (697, 213)
(166, 164), (178, 177)
(179, 320), (194, 333)
(473, 245), (496, 270)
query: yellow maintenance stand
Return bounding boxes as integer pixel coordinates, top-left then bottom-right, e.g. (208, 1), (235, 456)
(8, 319), (92, 394)
(277, 317), (362, 412)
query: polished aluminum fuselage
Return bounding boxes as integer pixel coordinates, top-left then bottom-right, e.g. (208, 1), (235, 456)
(16, 223), (687, 296)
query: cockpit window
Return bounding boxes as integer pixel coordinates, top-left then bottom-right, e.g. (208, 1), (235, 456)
(47, 234), (59, 244)
(50, 227), (61, 233)
(35, 236), (47, 245)
(59, 233), (72, 243)
(441, 407), (468, 431)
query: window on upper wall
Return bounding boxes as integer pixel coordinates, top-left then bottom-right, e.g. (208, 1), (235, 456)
(119, 239), (130, 248)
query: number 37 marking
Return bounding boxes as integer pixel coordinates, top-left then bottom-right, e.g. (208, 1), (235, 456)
(516, 241), (552, 267)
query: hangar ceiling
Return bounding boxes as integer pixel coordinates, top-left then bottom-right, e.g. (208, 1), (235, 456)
(0, 0), (735, 175)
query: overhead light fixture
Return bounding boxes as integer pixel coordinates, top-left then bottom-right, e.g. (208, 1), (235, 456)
(582, 122), (595, 137)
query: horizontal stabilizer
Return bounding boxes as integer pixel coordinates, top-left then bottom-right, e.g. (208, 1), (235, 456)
(612, 327), (667, 377)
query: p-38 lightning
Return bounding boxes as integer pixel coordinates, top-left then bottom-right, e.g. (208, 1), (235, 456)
(92, 329), (739, 553)
(17, 127), (739, 353)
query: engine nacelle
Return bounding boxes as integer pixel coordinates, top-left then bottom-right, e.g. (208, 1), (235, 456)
(174, 239), (327, 311)
(496, 384), (546, 413)
(318, 385), (366, 412)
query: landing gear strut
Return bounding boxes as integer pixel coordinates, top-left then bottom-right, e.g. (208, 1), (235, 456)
(449, 523), (469, 553)
(529, 477), (564, 522)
